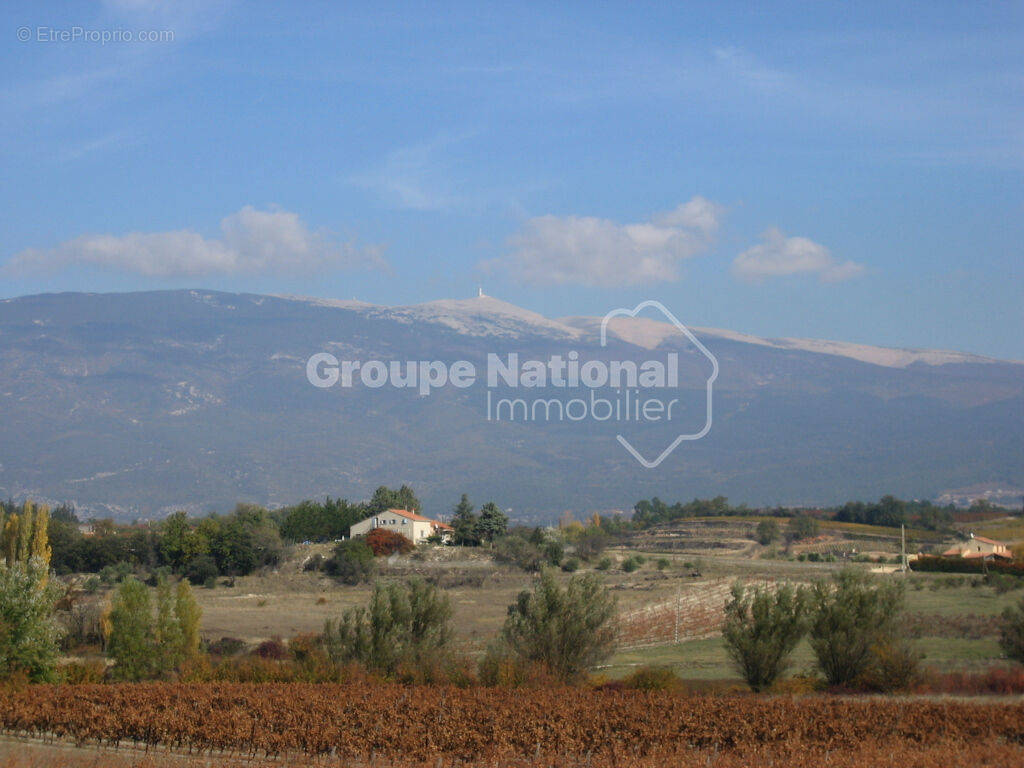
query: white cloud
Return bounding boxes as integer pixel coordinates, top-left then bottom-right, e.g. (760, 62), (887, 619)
(4, 206), (386, 278)
(485, 197), (724, 287)
(732, 228), (864, 283)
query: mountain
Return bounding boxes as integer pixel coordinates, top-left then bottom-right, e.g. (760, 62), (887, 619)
(0, 289), (1021, 521)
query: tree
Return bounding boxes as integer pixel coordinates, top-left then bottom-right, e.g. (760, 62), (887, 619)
(500, 569), (616, 680)
(323, 578), (452, 675)
(786, 515), (819, 542)
(106, 577), (157, 680)
(450, 494), (479, 546)
(106, 575), (202, 680)
(808, 569), (915, 688)
(575, 526), (608, 561)
(367, 485), (421, 515)
(476, 502), (509, 543)
(755, 520), (779, 546)
(159, 511), (207, 570)
(1000, 596), (1024, 665)
(0, 557), (63, 682)
(1, 501), (52, 567)
(722, 582), (808, 691)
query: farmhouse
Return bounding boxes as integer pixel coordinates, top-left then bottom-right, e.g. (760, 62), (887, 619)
(941, 533), (1012, 561)
(349, 509), (454, 544)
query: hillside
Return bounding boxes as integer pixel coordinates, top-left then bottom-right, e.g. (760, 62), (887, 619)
(0, 289), (1021, 519)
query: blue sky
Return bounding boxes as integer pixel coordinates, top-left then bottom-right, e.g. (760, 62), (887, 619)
(1, 1), (1022, 357)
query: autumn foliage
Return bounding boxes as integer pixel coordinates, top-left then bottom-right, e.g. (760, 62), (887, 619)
(0, 682), (1022, 763)
(365, 528), (414, 556)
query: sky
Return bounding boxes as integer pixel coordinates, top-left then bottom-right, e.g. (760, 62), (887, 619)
(1, 0), (1022, 358)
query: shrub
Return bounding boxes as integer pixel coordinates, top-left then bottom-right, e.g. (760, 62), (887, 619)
(656, 558), (670, 571)
(365, 528), (414, 557)
(303, 554), (324, 572)
(755, 520), (779, 546)
(910, 555), (1024, 577)
(252, 638), (287, 659)
(493, 536), (544, 572)
(722, 582), (809, 692)
(324, 539), (376, 584)
(595, 557), (612, 571)
(561, 558), (580, 573)
(622, 555), (643, 573)
(183, 555), (219, 585)
(499, 569), (616, 681)
(1000, 596), (1024, 665)
(621, 665), (680, 691)
(207, 636), (247, 657)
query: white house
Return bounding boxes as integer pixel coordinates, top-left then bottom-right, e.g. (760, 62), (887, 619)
(942, 533), (1012, 561)
(349, 508), (453, 544)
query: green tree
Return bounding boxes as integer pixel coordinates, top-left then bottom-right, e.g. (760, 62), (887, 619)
(158, 511), (207, 570)
(324, 578), (452, 675)
(722, 582), (808, 691)
(0, 557), (63, 682)
(500, 569), (617, 680)
(808, 569), (916, 688)
(106, 577), (157, 680)
(1000, 596), (1024, 665)
(106, 575), (202, 680)
(367, 485), (421, 515)
(476, 502), (509, 543)
(450, 494), (479, 546)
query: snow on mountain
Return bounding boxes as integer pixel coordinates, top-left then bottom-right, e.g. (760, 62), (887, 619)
(281, 293), (1004, 368)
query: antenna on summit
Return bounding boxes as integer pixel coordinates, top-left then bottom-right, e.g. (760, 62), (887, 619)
(477, 284), (486, 298)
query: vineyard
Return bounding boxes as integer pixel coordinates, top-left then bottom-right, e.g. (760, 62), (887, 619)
(616, 579), (738, 648)
(1, 683), (1022, 765)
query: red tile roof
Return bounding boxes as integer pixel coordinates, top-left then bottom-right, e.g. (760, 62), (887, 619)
(386, 508), (454, 530)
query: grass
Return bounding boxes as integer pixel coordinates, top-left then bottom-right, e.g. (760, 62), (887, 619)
(970, 517), (1024, 544)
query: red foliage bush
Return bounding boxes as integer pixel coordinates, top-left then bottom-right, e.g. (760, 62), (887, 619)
(365, 527), (414, 556)
(915, 666), (1024, 695)
(254, 638), (289, 660)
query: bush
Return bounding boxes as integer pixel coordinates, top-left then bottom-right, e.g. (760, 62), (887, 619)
(755, 520), (779, 546)
(621, 665), (681, 691)
(493, 536), (544, 572)
(207, 636), (247, 657)
(1000, 596), (1024, 665)
(722, 582), (809, 692)
(59, 659), (106, 684)
(595, 557), (612, 571)
(254, 638), (289, 660)
(561, 557), (580, 573)
(575, 528), (608, 561)
(365, 528), (414, 557)
(808, 569), (917, 690)
(498, 569), (616, 681)
(655, 558), (670, 571)
(184, 555), (219, 585)
(621, 555), (644, 573)
(324, 539), (376, 584)
(303, 554), (324, 572)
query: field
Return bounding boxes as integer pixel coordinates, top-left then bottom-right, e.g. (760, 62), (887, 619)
(178, 516), (1023, 682)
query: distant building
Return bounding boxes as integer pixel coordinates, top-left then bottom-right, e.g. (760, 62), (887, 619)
(349, 509), (453, 544)
(941, 533), (1012, 560)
